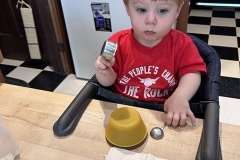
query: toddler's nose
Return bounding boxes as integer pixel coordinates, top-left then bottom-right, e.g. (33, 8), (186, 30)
(145, 11), (157, 25)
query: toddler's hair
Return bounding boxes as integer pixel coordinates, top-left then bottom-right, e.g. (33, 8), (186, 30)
(123, 0), (185, 6)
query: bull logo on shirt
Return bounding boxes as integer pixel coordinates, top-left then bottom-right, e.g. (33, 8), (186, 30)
(137, 77), (160, 87)
(120, 69), (176, 99)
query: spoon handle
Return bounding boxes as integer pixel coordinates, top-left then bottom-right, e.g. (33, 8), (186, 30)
(161, 122), (167, 130)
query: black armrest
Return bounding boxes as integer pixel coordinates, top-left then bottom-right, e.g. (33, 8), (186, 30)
(196, 102), (222, 160)
(53, 81), (97, 137)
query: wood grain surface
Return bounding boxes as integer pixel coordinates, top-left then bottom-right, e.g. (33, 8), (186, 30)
(0, 83), (239, 160)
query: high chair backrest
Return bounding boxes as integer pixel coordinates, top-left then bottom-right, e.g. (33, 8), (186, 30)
(188, 34), (221, 103)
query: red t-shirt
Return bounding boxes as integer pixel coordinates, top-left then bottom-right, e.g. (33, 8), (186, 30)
(108, 29), (206, 102)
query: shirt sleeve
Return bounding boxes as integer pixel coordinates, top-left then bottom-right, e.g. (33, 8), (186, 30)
(178, 40), (207, 78)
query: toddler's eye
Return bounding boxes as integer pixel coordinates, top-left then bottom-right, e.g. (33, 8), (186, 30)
(158, 9), (168, 14)
(137, 8), (147, 13)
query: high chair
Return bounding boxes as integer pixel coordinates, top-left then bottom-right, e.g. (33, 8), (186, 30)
(54, 34), (222, 160)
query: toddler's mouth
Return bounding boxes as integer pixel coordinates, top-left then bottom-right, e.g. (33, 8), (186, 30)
(145, 30), (155, 35)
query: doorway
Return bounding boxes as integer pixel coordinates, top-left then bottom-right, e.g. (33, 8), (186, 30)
(0, 0), (74, 75)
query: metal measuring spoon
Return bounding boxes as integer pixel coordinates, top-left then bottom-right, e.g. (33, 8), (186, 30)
(150, 122), (167, 140)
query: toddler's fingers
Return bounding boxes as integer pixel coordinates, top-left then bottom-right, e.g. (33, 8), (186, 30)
(99, 56), (114, 67)
(96, 56), (110, 69)
(179, 113), (186, 126)
(163, 103), (168, 112)
(95, 61), (107, 70)
(187, 110), (196, 126)
(166, 112), (173, 126)
(96, 68), (107, 76)
(109, 57), (115, 66)
(172, 113), (180, 127)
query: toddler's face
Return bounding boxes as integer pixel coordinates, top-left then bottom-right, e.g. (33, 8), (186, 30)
(126, 0), (183, 47)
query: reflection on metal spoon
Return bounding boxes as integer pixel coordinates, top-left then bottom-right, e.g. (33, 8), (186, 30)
(150, 122), (167, 140)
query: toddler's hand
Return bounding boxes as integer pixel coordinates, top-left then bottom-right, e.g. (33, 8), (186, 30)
(95, 56), (115, 77)
(164, 94), (196, 127)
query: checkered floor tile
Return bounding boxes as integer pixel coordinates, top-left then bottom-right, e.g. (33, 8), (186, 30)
(187, 7), (240, 99)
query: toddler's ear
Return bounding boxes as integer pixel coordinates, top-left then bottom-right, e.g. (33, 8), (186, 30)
(175, 1), (185, 19)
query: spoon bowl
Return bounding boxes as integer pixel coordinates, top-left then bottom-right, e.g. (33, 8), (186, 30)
(150, 127), (164, 140)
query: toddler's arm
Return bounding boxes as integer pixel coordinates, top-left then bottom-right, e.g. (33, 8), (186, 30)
(95, 56), (117, 87)
(164, 71), (201, 126)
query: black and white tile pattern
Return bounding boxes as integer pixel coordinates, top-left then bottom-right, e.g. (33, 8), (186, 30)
(187, 7), (240, 100)
(0, 59), (87, 95)
(187, 7), (240, 126)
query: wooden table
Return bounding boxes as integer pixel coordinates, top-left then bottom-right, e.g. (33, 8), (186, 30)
(0, 83), (240, 160)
